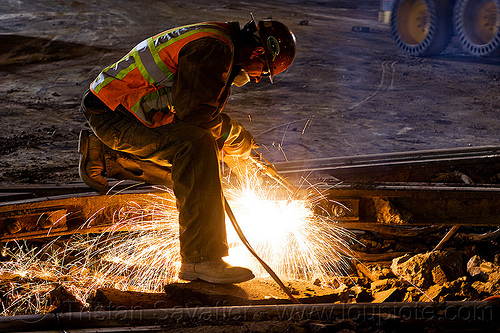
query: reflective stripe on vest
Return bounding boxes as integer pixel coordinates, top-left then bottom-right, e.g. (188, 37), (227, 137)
(90, 23), (232, 127)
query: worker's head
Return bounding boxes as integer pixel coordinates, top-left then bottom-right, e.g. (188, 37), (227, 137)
(240, 14), (296, 84)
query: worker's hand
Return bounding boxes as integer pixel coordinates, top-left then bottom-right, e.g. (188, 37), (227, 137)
(222, 119), (258, 159)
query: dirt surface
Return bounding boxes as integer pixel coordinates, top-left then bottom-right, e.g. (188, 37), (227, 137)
(1, 0), (499, 186)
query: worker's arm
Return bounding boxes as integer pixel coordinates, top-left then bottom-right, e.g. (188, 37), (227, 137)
(172, 37), (256, 158)
(172, 37), (233, 140)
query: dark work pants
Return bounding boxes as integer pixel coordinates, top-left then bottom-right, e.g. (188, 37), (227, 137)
(81, 91), (228, 263)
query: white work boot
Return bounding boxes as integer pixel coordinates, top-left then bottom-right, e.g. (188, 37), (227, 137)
(179, 259), (254, 284)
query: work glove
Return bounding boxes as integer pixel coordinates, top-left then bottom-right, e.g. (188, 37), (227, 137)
(222, 118), (258, 159)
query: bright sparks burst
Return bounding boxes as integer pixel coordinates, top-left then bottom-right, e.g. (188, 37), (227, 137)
(222, 163), (355, 281)
(0, 166), (355, 316)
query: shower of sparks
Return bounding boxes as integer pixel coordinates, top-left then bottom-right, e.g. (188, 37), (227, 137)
(222, 163), (355, 281)
(0, 166), (355, 316)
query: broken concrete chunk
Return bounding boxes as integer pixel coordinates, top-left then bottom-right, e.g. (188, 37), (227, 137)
(356, 263), (376, 282)
(432, 265), (448, 285)
(370, 279), (391, 291)
(471, 281), (495, 295)
(444, 276), (467, 291)
(467, 255), (483, 276)
(371, 287), (401, 303)
(391, 250), (463, 288)
(468, 258), (500, 295)
(480, 261), (494, 274)
(467, 255), (489, 281)
(375, 198), (413, 224)
(419, 284), (443, 302)
(489, 271), (500, 285)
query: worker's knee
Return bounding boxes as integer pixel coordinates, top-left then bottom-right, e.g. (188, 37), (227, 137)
(165, 124), (217, 155)
(191, 128), (217, 152)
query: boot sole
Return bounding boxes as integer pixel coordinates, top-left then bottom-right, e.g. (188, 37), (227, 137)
(78, 129), (109, 193)
(178, 271), (255, 284)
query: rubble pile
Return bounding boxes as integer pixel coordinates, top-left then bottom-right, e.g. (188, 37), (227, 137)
(353, 250), (498, 303)
(1, 243), (499, 315)
(0, 226), (499, 333)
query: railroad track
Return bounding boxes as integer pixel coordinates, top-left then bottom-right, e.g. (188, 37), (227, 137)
(1, 299), (499, 332)
(1, 146), (500, 332)
(1, 146), (499, 242)
(273, 145), (500, 183)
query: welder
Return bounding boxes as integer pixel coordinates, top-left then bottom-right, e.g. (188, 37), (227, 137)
(78, 15), (296, 284)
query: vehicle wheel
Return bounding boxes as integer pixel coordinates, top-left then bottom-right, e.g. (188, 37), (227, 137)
(454, 0), (500, 57)
(390, 0), (454, 56)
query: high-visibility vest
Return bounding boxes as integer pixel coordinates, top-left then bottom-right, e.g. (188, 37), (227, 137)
(90, 22), (233, 127)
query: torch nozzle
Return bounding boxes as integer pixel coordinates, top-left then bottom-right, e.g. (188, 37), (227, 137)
(250, 150), (301, 199)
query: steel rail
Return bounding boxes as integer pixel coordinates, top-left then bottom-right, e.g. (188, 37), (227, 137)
(1, 146), (500, 242)
(1, 300), (498, 332)
(2, 146), (499, 203)
(272, 145), (500, 174)
(271, 145), (500, 186)
(1, 182), (500, 242)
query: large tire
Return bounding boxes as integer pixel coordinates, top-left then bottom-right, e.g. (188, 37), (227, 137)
(454, 0), (500, 57)
(391, 0), (454, 56)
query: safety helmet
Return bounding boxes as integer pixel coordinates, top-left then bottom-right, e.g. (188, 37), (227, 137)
(250, 13), (296, 83)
